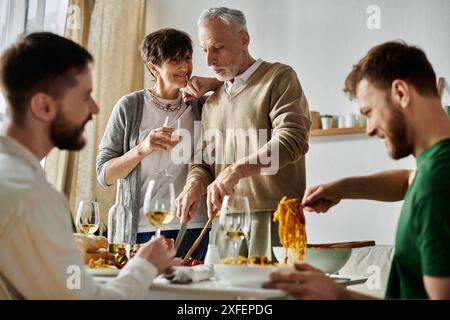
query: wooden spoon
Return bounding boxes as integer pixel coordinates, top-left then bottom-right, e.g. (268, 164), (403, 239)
(183, 210), (217, 264)
(307, 240), (375, 249)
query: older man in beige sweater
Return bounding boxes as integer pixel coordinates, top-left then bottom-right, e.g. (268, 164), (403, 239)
(176, 7), (311, 259)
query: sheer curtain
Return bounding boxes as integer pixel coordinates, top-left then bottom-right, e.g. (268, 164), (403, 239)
(0, 0), (68, 147)
(45, 0), (146, 233)
(44, 0), (94, 197)
(0, 0), (34, 126)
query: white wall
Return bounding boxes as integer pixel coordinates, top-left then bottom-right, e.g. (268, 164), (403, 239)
(146, 0), (450, 245)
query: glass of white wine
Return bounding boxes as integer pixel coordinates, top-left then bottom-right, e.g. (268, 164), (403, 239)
(76, 201), (100, 234)
(143, 177), (176, 237)
(155, 118), (183, 176)
(219, 195), (251, 259)
(159, 119), (183, 147)
(169, 119), (183, 146)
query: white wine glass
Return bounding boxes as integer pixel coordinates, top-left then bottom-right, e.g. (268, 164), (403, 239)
(143, 176), (176, 237)
(169, 119), (183, 146)
(76, 201), (100, 234)
(219, 195), (251, 259)
(155, 118), (182, 176)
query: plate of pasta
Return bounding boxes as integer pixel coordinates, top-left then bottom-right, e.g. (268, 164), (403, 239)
(85, 258), (121, 276)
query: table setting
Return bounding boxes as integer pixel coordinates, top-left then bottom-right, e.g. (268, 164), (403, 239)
(89, 195), (371, 300)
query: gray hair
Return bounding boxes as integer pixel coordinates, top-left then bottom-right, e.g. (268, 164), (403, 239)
(197, 7), (248, 32)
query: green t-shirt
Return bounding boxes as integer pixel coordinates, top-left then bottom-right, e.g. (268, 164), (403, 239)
(385, 139), (450, 299)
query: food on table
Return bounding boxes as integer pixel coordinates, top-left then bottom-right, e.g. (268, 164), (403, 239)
(273, 196), (307, 264)
(83, 248), (115, 265)
(113, 247), (129, 266)
(87, 256), (127, 270)
(130, 244), (141, 258)
(73, 233), (129, 268)
(86, 247), (128, 270)
(109, 242), (131, 259)
(87, 258), (117, 269)
(247, 255), (276, 266)
(221, 255), (276, 266)
(74, 233), (108, 254)
(181, 257), (203, 266)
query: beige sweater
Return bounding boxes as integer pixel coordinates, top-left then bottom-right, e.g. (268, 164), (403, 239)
(188, 61), (311, 212)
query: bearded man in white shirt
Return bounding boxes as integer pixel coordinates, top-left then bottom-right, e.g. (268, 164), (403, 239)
(0, 32), (176, 299)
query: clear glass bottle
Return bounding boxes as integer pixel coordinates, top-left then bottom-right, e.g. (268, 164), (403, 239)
(108, 179), (133, 259)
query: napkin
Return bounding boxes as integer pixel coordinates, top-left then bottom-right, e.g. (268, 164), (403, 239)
(163, 265), (214, 284)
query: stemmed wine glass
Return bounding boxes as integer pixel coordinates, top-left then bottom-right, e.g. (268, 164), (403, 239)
(76, 201), (100, 234)
(219, 195), (251, 259)
(143, 176), (176, 237)
(155, 117), (183, 176)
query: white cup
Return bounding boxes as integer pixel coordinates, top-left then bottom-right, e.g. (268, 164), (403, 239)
(357, 114), (367, 127)
(321, 117), (333, 129)
(345, 113), (356, 128)
(338, 116), (346, 128)
(204, 244), (221, 265)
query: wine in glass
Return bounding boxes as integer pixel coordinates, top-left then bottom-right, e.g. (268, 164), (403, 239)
(76, 201), (100, 234)
(160, 119), (183, 146)
(219, 195), (251, 259)
(143, 177), (176, 237)
(170, 119), (183, 146)
(155, 118), (182, 176)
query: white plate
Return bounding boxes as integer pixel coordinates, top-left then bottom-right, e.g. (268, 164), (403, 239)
(273, 246), (352, 274)
(85, 267), (120, 277)
(150, 277), (287, 300)
(213, 264), (293, 287)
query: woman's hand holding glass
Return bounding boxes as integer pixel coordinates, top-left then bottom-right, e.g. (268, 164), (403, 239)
(138, 127), (175, 157)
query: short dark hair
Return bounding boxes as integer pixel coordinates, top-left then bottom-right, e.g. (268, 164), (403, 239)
(140, 28), (192, 76)
(0, 32), (93, 124)
(344, 41), (438, 99)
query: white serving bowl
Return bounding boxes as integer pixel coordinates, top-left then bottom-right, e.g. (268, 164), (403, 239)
(273, 246), (352, 274)
(213, 264), (293, 287)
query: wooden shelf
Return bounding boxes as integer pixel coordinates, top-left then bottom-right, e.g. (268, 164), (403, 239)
(310, 126), (366, 137)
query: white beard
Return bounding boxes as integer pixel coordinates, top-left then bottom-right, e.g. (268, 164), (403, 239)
(210, 67), (236, 81)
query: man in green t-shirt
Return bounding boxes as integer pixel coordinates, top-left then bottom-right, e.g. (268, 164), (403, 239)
(263, 41), (450, 299)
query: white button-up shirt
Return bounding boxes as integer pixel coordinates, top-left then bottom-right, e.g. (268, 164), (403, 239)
(224, 58), (263, 95)
(0, 136), (157, 299)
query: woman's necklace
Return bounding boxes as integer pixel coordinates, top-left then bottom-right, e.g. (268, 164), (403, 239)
(147, 87), (184, 112)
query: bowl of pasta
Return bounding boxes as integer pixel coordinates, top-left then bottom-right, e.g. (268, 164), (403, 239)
(213, 256), (293, 287)
(271, 197), (366, 274)
(273, 246), (352, 274)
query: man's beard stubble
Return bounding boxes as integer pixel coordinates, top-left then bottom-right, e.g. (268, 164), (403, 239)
(49, 108), (91, 151)
(386, 104), (412, 160)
